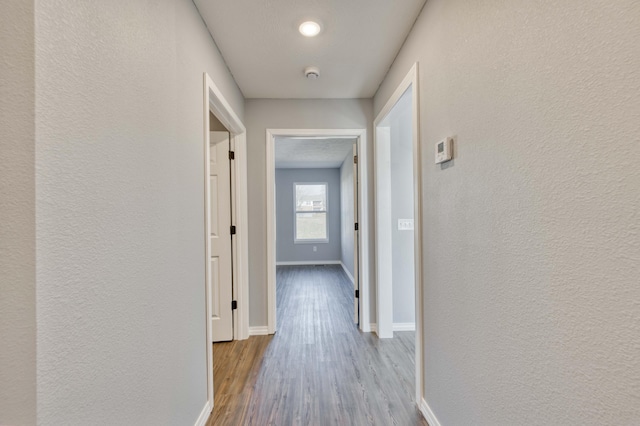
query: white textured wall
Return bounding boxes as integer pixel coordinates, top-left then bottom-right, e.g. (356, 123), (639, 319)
(34, 0), (244, 424)
(340, 152), (355, 277)
(0, 1), (36, 424)
(374, 0), (640, 424)
(245, 99), (374, 326)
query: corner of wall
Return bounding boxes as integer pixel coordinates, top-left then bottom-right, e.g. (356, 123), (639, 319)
(0, 0), (37, 424)
(419, 398), (441, 426)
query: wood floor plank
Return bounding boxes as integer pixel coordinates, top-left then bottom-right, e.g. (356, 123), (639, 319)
(207, 265), (427, 425)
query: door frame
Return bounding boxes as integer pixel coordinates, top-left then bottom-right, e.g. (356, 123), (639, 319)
(265, 128), (370, 334)
(373, 63), (424, 404)
(203, 73), (249, 411)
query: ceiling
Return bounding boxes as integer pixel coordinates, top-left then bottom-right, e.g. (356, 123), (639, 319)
(193, 0), (427, 99)
(275, 137), (356, 169)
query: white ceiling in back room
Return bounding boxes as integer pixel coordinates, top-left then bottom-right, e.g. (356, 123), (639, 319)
(193, 0), (427, 99)
(275, 137), (356, 169)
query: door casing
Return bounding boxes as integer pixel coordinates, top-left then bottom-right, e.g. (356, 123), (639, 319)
(203, 73), (249, 413)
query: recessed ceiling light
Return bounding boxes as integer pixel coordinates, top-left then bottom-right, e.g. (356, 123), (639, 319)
(299, 21), (321, 37)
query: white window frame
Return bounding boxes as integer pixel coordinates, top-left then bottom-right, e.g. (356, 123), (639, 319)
(294, 182), (329, 244)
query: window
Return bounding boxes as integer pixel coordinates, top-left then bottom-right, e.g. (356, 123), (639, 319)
(294, 183), (328, 242)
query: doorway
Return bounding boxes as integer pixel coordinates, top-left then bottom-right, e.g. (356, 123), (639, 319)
(273, 137), (359, 326)
(203, 73), (249, 414)
(375, 87), (416, 338)
(373, 63), (424, 404)
(265, 129), (369, 334)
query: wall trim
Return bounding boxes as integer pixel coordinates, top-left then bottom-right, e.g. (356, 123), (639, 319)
(393, 322), (416, 331)
(369, 323), (378, 334)
(340, 261), (355, 283)
(194, 401), (212, 426)
(276, 260), (341, 266)
(249, 326), (270, 336)
(419, 398), (442, 426)
(266, 128), (369, 335)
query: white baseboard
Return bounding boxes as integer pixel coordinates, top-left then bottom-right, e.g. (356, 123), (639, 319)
(194, 401), (211, 426)
(340, 261), (355, 283)
(419, 398), (441, 426)
(393, 322), (416, 332)
(249, 326), (270, 336)
(276, 260), (341, 266)
(365, 323), (414, 334)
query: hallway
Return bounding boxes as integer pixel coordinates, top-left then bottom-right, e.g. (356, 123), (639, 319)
(208, 265), (426, 425)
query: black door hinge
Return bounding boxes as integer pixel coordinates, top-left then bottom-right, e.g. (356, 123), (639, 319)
(354, 223), (359, 231)
(354, 155), (358, 164)
(229, 151), (235, 160)
(230, 225), (236, 235)
(231, 300), (237, 310)
(355, 290), (359, 298)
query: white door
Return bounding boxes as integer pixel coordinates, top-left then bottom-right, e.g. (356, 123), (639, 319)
(209, 131), (233, 342)
(353, 144), (359, 324)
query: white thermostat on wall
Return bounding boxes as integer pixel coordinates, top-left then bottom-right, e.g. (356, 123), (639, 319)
(435, 137), (453, 164)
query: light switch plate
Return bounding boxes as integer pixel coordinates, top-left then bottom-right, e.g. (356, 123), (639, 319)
(398, 219), (414, 231)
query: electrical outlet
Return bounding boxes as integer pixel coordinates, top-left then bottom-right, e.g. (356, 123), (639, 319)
(313, 246), (317, 252)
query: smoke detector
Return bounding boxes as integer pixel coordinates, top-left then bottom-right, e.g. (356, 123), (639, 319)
(304, 66), (320, 79)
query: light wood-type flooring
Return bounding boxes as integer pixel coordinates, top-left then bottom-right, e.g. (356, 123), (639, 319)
(206, 265), (427, 425)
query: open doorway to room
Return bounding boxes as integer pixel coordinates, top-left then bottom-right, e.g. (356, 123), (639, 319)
(373, 63), (424, 406)
(375, 86), (416, 337)
(273, 136), (358, 330)
(202, 72), (249, 419)
(265, 129), (369, 335)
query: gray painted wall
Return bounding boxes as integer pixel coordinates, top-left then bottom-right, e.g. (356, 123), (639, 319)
(276, 168), (342, 263)
(245, 99), (375, 327)
(0, 1), (36, 424)
(340, 152), (355, 278)
(33, 1), (244, 424)
(388, 89), (415, 325)
(374, 0), (640, 424)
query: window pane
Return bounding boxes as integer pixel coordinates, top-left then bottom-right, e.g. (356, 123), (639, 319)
(296, 212), (327, 240)
(296, 184), (326, 211)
